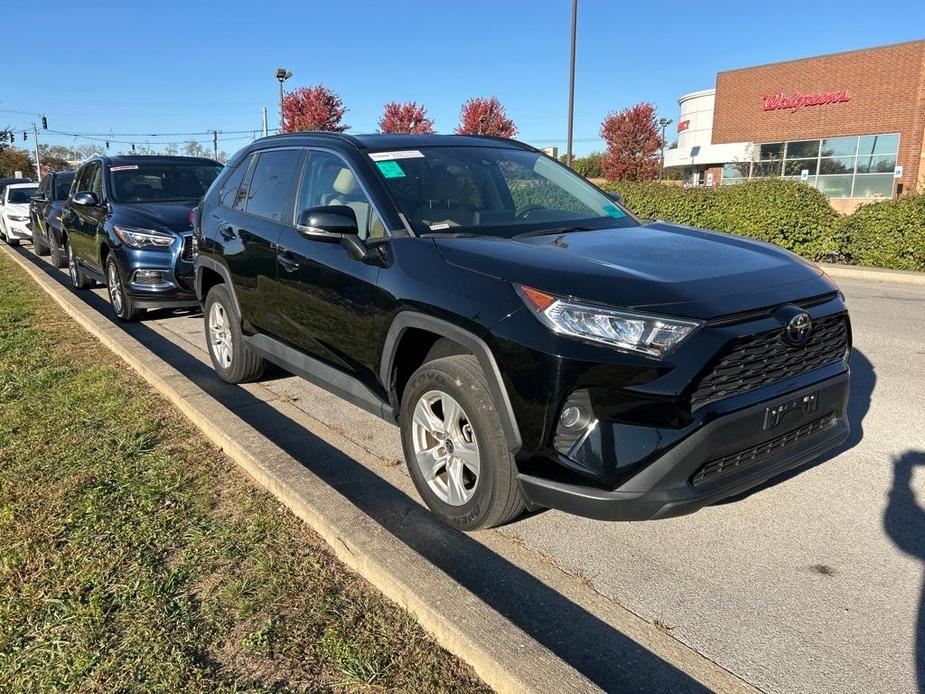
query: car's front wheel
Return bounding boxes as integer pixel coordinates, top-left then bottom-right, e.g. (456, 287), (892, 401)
(49, 236), (66, 268)
(106, 257), (142, 321)
(32, 223), (49, 256)
(204, 283), (266, 383)
(400, 354), (525, 530)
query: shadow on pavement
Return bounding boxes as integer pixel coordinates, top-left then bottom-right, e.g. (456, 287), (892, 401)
(16, 246), (711, 692)
(883, 450), (925, 694)
(719, 347), (874, 504)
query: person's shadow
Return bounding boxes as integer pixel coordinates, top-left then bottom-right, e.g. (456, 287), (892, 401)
(883, 450), (925, 692)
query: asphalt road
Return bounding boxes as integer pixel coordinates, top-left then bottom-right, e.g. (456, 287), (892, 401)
(24, 248), (925, 693)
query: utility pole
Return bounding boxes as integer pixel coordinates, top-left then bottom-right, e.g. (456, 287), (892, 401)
(262, 107), (269, 138)
(212, 130), (218, 160)
(565, 0), (578, 168)
(276, 68), (293, 133)
(31, 123), (42, 183)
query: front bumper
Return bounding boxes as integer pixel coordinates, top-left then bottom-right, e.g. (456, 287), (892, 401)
(518, 371), (850, 520)
(113, 238), (198, 310)
(5, 219), (32, 240)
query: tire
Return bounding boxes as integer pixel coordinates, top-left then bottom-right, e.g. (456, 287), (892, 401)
(400, 354), (525, 530)
(32, 222), (50, 256)
(106, 256), (143, 321)
(7, 239), (20, 247)
(204, 283), (265, 383)
(66, 239), (91, 290)
(49, 236), (66, 268)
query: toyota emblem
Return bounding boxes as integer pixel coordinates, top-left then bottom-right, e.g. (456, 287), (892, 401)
(785, 311), (813, 345)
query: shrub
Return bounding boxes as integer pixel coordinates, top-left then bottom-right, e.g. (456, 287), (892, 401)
(570, 152), (604, 179)
(840, 194), (925, 271)
(602, 179), (841, 261)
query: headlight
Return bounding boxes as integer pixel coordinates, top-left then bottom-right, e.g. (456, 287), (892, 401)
(10, 215), (29, 222)
(517, 285), (701, 357)
(113, 225), (176, 249)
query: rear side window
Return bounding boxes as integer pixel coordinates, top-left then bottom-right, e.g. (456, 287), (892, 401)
(220, 155), (253, 208)
(243, 149), (303, 222)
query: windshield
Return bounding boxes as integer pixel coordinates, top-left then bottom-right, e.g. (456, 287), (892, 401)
(369, 146), (637, 237)
(8, 187), (38, 204)
(108, 162), (222, 203)
(54, 173), (75, 200)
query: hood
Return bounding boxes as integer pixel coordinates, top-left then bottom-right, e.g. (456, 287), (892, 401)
(110, 200), (195, 234)
(435, 222), (836, 320)
(4, 203), (29, 217)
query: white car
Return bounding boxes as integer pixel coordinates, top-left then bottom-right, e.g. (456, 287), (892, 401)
(0, 182), (40, 246)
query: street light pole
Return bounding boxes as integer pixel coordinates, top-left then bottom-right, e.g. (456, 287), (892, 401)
(657, 117), (672, 180)
(276, 68), (293, 133)
(565, 0), (578, 168)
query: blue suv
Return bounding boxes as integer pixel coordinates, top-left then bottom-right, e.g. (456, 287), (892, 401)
(62, 155), (222, 320)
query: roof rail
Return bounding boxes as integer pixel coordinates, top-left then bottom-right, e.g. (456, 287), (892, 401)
(257, 131), (366, 149)
(453, 134), (537, 151)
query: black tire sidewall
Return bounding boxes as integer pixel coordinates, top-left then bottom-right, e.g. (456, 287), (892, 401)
(400, 356), (517, 530)
(106, 256), (137, 321)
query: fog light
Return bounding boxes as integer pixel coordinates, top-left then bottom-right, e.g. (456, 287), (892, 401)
(554, 390), (596, 456)
(134, 269), (165, 285)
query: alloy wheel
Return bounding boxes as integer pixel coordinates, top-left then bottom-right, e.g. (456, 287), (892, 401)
(411, 389), (480, 506)
(208, 302), (233, 369)
(67, 245), (78, 286)
(107, 263), (124, 315)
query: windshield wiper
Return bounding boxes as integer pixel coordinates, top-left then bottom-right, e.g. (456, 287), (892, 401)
(513, 225), (597, 239)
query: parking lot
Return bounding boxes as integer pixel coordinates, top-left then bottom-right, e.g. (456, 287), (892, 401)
(10, 244), (924, 693)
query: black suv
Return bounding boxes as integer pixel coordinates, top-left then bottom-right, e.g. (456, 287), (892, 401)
(194, 133), (851, 530)
(63, 155), (222, 320)
(30, 169), (75, 267)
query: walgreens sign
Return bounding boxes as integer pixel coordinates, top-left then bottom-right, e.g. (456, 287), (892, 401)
(761, 90), (850, 112)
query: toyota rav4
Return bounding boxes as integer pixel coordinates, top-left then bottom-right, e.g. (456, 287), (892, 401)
(194, 133), (851, 530)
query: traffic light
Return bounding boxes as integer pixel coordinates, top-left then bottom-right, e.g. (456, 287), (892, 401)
(41, 116), (47, 129)
(23, 131), (27, 141)
(9, 133), (13, 142)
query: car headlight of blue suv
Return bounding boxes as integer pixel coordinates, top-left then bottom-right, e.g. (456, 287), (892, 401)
(113, 225), (176, 249)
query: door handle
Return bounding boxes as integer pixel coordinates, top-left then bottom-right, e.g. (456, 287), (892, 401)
(220, 226), (236, 241)
(277, 250), (300, 272)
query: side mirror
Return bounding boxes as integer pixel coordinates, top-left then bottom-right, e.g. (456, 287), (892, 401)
(72, 191), (99, 206)
(296, 205), (359, 239)
(607, 191), (624, 204)
(30, 194), (46, 203)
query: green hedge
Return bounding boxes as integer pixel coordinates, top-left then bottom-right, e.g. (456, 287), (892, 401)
(839, 194), (925, 272)
(602, 179), (842, 261)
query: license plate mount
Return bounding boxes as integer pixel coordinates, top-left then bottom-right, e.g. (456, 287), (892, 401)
(763, 391), (818, 431)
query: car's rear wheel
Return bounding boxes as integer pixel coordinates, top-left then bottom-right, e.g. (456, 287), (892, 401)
(66, 240), (91, 290)
(204, 283), (265, 383)
(32, 225), (50, 256)
(400, 354), (525, 530)
(49, 236), (66, 268)
(106, 257), (142, 321)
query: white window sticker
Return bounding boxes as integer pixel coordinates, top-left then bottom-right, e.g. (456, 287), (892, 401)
(369, 150), (425, 162)
(428, 223), (451, 231)
(110, 165), (139, 172)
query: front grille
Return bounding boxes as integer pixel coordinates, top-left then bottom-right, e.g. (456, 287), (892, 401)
(692, 412), (836, 487)
(689, 315), (849, 409)
(181, 235), (194, 261)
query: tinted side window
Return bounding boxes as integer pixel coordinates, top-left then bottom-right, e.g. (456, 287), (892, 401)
(73, 164), (94, 194)
(243, 149), (303, 222)
(296, 151), (386, 240)
(88, 165), (103, 198)
(54, 174), (74, 200)
(220, 155), (253, 208)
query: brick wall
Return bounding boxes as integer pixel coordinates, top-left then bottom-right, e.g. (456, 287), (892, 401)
(712, 40), (925, 192)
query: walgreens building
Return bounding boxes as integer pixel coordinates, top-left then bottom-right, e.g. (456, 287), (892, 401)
(663, 39), (925, 210)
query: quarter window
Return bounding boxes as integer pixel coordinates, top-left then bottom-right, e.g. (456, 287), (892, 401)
(243, 149), (303, 222)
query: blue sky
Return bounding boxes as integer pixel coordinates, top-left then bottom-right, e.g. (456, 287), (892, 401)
(3, 0), (923, 157)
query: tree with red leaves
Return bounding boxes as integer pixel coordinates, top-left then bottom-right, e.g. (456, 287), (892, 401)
(282, 85), (348, 133)
(600, 103), (664, 181)
(455, 97), (517, 138)
(379, 101), (435, 134)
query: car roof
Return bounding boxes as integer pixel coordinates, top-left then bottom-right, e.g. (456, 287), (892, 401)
(7, 182), (38, 189)
(248, 132), (537, 153)
(85, 155), (221, 166)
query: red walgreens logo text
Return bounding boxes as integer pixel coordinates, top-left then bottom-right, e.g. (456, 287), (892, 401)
(677, 120), (690, 132)
(761, 90), (850, 112)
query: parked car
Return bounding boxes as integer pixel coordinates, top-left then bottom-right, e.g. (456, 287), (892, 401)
(194, 133), (851, 530)
(29, 169), (75, 266)
(0, 181), (40, 246)
(62, 155), (222, 320)
(0, 176), (32, 201)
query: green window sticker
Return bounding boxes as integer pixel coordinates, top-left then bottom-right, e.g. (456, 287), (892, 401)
(602, 203), (625, 219)
(376, 160), (406, 178)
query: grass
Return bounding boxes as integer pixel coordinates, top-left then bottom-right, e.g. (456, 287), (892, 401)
(0, 252), (490, 693)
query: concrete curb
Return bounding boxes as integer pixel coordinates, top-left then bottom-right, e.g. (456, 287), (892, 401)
(818, 262), (925, 286)
(1, 244), (598, 694)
